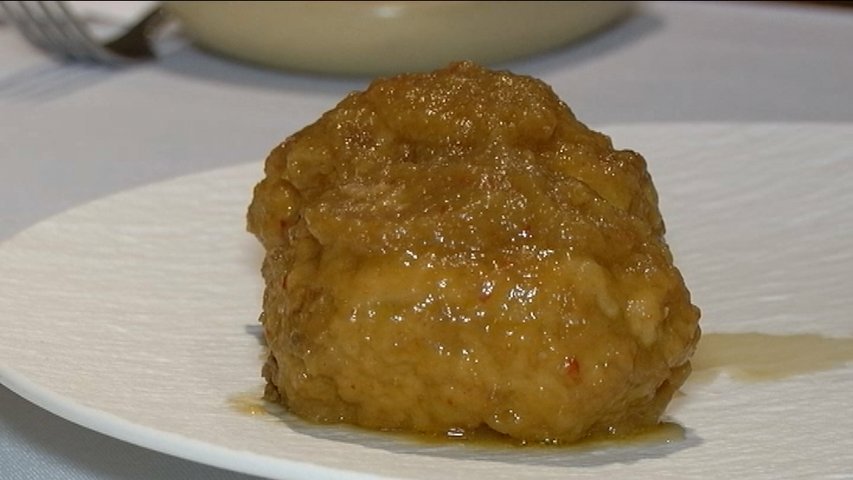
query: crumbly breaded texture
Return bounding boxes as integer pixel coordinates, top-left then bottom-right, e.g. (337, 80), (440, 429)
(247, 62), (700, 443)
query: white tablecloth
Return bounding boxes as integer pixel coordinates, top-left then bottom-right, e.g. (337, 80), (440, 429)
(1, 2), (852, 479)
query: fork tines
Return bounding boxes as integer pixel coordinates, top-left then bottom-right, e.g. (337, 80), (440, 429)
(0, 1), (159, 64)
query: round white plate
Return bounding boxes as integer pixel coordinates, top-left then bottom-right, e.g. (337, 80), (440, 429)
(1, 123), (852, 479)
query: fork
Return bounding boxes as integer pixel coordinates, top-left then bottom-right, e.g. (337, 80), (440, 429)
(0, 1), (165, 65)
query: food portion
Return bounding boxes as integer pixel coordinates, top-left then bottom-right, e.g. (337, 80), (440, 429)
(247, 62), (700, 444)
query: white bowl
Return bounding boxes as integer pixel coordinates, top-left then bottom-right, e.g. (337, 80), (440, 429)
(164, 1), (634, 76)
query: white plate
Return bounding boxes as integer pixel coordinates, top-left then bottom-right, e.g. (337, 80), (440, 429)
(1, 123), (852, 479)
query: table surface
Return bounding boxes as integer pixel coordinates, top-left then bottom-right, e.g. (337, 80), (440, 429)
(1, 2), (852, 479)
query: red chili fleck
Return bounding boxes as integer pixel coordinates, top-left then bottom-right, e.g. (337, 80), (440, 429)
(564, 356), (580, 379)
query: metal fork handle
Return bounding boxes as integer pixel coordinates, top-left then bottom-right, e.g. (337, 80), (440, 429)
(102, 7), (165, 61)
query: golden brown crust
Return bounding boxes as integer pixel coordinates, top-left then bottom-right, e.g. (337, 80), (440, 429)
(247, 62), (700, 443)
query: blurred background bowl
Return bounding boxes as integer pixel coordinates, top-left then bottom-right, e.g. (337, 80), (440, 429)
(164, 1), (634, 76)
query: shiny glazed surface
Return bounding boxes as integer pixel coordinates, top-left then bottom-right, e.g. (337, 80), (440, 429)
(247, 62), (700, 443)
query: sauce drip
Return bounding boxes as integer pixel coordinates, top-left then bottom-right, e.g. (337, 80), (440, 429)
(229, 392), (270, 417)
(228, 391), (686, 449)
(690, 332), (853, 383)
